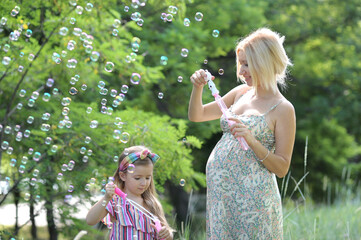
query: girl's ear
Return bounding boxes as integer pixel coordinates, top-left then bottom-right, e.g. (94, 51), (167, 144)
(119, 171), (127, 181)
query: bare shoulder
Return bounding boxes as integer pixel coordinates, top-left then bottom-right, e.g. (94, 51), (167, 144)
(276, 98), (296, 119)
(232, 84), (252, 99)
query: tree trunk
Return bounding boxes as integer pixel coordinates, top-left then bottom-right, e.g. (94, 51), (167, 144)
(166, 181), (189, 226)
(45, 169), (58, 240)
(45, 199), (58, 240)
(30, 194), (38, 240)
(13, 185), (20, 236)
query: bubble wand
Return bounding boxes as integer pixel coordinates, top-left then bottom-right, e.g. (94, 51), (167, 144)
(205, 71), (249, 150)
(114, 187), (164, 239)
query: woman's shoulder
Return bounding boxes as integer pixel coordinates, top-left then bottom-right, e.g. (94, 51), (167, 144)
(231, 84), (252, 100)
(275, 97), (295, 118)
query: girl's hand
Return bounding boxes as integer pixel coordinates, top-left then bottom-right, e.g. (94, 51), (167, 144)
(228, 117), (254, 146)
(104, 183), (116, 201)
(190, 69), (213, 88)
(151, 224), (173, 240)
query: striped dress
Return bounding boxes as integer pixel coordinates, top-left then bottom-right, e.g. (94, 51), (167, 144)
(103, 195), (158, 240)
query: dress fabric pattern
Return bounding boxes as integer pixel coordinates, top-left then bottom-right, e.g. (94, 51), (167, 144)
(103, 195), (158, 240)
(206, 100), (283, 240)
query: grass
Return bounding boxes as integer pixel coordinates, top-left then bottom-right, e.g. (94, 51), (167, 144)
(283, 199), (361, 240)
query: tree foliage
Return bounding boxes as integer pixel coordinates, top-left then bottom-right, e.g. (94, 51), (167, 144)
(1, 0), (361, 238)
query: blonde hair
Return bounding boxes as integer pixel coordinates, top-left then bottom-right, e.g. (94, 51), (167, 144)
(113, 145), (171, 231)
(235, 27), (292, 94)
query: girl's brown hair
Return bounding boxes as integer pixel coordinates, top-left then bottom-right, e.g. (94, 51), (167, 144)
(113, 145), (171, 231)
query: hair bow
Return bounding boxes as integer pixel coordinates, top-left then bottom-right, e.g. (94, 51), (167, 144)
(122, 149), (160, 166)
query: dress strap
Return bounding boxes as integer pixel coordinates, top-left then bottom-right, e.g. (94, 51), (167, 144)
(263, 100), (283, 116)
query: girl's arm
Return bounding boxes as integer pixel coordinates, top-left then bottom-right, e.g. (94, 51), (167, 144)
(188, 69), (248, 122)
(86, 183), (115, 225)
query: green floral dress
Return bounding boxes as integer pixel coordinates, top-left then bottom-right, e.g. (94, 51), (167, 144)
(206, 98), (283, 240)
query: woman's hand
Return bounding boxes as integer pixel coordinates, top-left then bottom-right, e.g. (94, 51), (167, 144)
(228, 117), (255, 146)
(190, 69), (213, 88)
(104, 183), (115, 201)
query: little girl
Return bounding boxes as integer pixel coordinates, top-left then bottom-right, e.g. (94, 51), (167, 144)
(86, 146), (174, 240)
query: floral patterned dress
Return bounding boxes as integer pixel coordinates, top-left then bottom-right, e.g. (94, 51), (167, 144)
(206, 97), (283, 240)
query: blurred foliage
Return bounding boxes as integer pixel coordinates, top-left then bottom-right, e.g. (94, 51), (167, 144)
(0, 0), (361, 238)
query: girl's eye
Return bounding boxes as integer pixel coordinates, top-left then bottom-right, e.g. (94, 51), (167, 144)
(146, 177), (150, 180)
(135, 178), (140, 180)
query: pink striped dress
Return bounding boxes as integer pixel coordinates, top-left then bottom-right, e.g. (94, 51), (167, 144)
(103, 195), (158, 240)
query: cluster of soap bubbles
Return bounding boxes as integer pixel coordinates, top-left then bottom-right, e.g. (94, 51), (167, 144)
(0, 0), (232, 208)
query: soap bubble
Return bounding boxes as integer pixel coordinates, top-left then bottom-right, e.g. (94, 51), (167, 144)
(25, 29), (33, 37)
(121, 85), (129, 94)
(0, 17), (7, 25)
(177, 76), (183, 83)
(69, 0), (77, 6)
(179, 179), (186, 186)
(19, 89), (26, 97)
(130, 73), (141, 85)
(183, 18), (190, 27)
(131, 12), (141, 21)
(160, 56), (168, 65)
(112, 29), (119, 36)
(168, 6), (178, 14)
(85, 3), (93, 11)
(137, 19), (144, 26)
(85, 136), (92, 144)
(158, 92), (164, 99)
(128, 164), (135, 173)
(90, 51), (100, 61)
(73, 28), (82, 36)
(67, 58), (77, 68)
(59, 27), (69, 36)
(19, 165), (26, 174)
(212, 29), (220, 38)
(90, 120), (98, 128)
(61, 97), (71, 106)
(113, 130), (121, 139)
(1, 141), (9, 150)
(46, 78), (54, 87)
(2, 57), (11, 65)
(24, 193), (31, 201)
(113, 19), (121, 28)
(120, 132), (130, 143)
(195, 12), (203, 21)
(218, 69), (224, 75)
(181, 48), (189, 57)
(33, 152), (41, 161)
(105, 62), (114, 72)
(69, 87), (78, 95)
(75, 6), (83, 14)
(57, 173), (63, 180)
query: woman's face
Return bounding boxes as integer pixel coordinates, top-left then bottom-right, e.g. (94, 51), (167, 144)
(238, 50), (252, 86)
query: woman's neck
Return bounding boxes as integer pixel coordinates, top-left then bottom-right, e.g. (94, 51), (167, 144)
(252, 86), (281, 100)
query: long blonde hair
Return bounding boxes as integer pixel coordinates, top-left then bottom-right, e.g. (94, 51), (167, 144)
(113, 145), (171, 230)
(235, 27), (292, 94)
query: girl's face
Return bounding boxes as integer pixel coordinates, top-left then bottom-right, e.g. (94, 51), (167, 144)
(120, 164), (153, 197)
(238, 50), (252, 86)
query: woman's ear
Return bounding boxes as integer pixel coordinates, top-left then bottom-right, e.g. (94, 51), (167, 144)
(119, 171), (127, 181)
